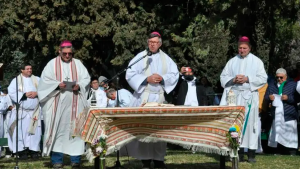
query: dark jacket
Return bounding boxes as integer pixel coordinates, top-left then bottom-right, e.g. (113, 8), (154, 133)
(172, 76), (207, 106)
(264, 79), (299, 122)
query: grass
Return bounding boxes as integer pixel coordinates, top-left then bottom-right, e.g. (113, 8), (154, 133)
(1, 149), (300, 169)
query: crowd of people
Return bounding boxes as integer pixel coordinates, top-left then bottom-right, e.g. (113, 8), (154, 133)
(0, 32), (299, 169)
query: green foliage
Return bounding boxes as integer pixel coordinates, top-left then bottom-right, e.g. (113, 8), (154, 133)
(0, 0), (299, 88)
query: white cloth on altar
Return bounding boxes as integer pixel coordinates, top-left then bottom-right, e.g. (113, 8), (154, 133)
(38, 58), (90, 156)
(87, 88), (107, 107)
(7, 75), (41, 153)
(184, 77), (198, 106)
(268, 94), (298, 149)
(121, 50), (179, 161)
(220, 53), (267, 150)
(107, 89), (133, 107)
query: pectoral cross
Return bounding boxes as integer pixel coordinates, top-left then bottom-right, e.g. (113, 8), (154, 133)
(65, 77), (70, 81)
(32, 116), (38, 126)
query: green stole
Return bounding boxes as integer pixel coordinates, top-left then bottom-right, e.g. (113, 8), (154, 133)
(278, 81), (286, 95)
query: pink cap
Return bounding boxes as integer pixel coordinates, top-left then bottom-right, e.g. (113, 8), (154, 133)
(150, 32), (161, 37)
(239, 36), (250, 42)
(60, 40), (72, 47)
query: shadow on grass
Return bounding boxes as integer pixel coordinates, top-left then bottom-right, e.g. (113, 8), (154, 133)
(80, 158), (231, 169)
(87, 162), (231, 169)
(0, 157), (49, 163)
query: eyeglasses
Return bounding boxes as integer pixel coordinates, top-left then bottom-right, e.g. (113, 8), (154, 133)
(148, 41), (160, 45)
(276, 76), (284, 80)
(62, 52), (73, 56)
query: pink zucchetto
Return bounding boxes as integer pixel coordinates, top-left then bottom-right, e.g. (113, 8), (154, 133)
(238, 36), (250, 42)
(60, 40), (72, 47)
(150, 32), (161, 37)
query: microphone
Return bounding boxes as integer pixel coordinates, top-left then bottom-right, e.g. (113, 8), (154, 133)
(147, 50), (152, 56)
(20, 93), (27, 101)
(146, 47), (152, 56)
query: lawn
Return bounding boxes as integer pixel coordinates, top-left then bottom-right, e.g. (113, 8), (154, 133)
(1, 149), (299, 169)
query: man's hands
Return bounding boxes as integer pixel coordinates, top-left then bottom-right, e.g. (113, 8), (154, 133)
(72, 84), (80, 91)
(26, 91), (37, 98)
(59, 82), (66, 89)
(59, 82), (80, 91)
(147, 73), (163, 84)
(281, 95), (288, 101)
(233, 75), (248, 84)
(269, 94), (288, 101)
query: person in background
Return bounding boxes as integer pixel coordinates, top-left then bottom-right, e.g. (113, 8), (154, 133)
(173, 66), (207, 106)
(87, 76), (107, 107)
(106, 88), (133, 107)
(8, 63), (42, 159)
(266, 68), (298, 155)
(0, 87), (13, 158)
(98, 76), (109, 91)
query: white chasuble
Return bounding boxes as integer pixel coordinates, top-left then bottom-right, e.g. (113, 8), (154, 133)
(220, 53), (267, 149)
(121, 50), (179, 161)
(38, 57), (90, 156)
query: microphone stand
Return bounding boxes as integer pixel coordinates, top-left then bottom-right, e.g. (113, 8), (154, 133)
(14, 75), (19, 169)
(105, 51), (152, 85)
(14, 75), (27, 169)
(106, 77), (124, 169)
(104, 51), (152, 169)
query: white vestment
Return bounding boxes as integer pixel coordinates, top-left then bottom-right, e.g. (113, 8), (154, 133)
(38, 58), (90, 156)
(87, 88), (107, 107)
(8, 75), (42, 153)
(107, 89), (133, 107)
(220, 53), (267, 150)
(122, 50), (179, 161)
(0, 93), (13, 155)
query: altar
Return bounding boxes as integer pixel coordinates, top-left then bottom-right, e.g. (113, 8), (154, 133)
(74, 106), (245, 167)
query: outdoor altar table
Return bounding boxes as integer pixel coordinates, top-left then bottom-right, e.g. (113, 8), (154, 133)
(74, 106), (245, 169)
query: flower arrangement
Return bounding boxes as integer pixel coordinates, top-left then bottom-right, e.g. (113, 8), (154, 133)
(227, 124), (240, 156)
(86, 133), (108, 169)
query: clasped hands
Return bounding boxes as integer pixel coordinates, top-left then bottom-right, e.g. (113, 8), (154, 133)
(147, 73), (163, 84)
(233, 75), (248, 84)
(269, 94), (288, 101)
(59, 82), (80, 91)
(25, 91), (37, 98)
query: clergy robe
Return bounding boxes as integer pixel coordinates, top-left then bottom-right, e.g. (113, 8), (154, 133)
(0, 93), (13, 155)
(220, 53), (267, 150)
(38, 57), (90, 156)
(8, 75), (42, 153)
(87, 88), (107, 107)
(123, 49), (179, 161)
(107, 89), (133, 107)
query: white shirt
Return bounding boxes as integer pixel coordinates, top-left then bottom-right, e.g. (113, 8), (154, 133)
(183, 77), (198, 106)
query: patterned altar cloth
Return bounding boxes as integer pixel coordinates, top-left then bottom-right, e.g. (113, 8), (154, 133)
(74, 106), (245, 155)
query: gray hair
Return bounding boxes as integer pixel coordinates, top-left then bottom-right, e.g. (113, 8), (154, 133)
(147, 37), (162, 44)
(59, 46), (74, 52)
(106, 88), (116, 98)
(276, 68), (287, 75)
